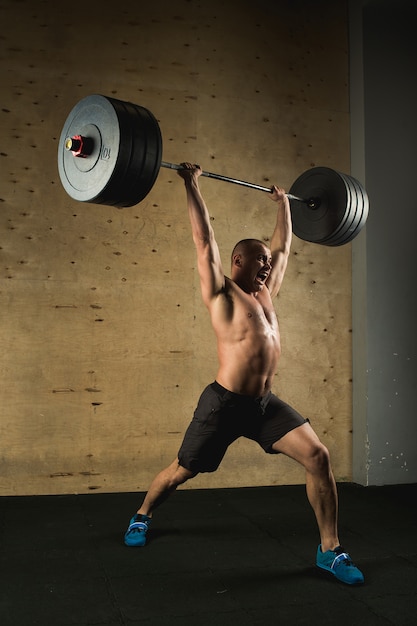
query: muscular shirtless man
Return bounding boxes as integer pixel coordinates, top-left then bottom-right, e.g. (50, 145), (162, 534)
(124, 163), (364, 585)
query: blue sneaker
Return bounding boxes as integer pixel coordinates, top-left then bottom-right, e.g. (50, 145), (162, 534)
(316, 545), (364, 585)
(124, 514), (151, 547)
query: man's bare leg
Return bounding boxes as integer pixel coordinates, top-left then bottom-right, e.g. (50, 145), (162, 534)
(273, 422), (365, 584)
(137, 458), (195, 517)
(304, 455), (339, 552)
(272, 422), (339, 551)
(124, 458), (195, 547)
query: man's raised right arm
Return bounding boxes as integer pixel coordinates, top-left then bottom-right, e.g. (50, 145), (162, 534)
(177, 163), (225, 307)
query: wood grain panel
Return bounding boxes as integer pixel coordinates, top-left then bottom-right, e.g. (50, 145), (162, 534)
(0, 0), (351, 495)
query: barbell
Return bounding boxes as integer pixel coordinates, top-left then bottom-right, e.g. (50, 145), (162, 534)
(57, 94), (369, 246)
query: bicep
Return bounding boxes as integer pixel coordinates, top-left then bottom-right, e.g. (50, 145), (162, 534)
(267, 250), (289, 298)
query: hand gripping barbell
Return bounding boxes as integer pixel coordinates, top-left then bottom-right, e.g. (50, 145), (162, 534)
(57, 94), (369, 246)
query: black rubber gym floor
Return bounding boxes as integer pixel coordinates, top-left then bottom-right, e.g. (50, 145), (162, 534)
(1, 483), (416, 625)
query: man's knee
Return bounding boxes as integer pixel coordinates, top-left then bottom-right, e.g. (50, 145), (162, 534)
(305, 442), (331, 474)
(167, 459), (195, 489)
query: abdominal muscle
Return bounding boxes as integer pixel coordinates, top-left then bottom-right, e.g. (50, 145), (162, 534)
(212, 287), (281, 397)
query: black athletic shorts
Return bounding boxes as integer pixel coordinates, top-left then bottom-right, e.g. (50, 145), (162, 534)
(177, 381), (308, 474)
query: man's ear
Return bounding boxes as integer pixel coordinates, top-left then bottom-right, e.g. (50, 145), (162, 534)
(232, 254), (242, 267)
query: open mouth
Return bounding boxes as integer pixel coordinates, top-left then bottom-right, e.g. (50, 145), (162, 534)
(256, 271), (269, 283)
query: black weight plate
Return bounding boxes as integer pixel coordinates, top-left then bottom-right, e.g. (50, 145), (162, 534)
(327, 174), (361, 246)
(318, 170), (358, 245)
(94, 98), (135, 206)
(58, 95), (121, 203)
(58, 95), (162, 207)
(323, 171), (361, 246)
(342, 175), (369, 244)
(328, 174), (369, 245)
(99, 98), (162, 207)
(117, 100), (162, 207)
(289, 167), (351, 244)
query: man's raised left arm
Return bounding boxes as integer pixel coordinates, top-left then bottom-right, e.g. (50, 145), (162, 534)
(266, 186), (292, 298)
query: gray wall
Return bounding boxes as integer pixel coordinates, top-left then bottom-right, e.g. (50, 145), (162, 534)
(350, 0), (417, 485)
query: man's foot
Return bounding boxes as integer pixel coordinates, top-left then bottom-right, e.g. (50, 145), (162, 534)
(124, 514), (151, 547)
(316, 545), (364, 585)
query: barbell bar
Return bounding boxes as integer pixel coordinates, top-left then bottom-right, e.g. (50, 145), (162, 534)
(159, 161), (309, 205)
(57, 94), (369, 246)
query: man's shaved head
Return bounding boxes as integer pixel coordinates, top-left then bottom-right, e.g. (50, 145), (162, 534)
(231, 239), (268, 263)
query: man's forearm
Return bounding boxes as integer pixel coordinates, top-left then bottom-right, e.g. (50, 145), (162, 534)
(270, 198), (292, 255)
(184, 179), (213, 245)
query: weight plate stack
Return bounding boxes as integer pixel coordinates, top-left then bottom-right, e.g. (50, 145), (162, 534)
(57, 95), (162, 207)
(289, 167), (369, 246)
(321, 171), (358, 246)
(328, 174), (369, 246)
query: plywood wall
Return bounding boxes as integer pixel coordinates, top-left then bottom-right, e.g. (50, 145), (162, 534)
(0, 0), (352, 495)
